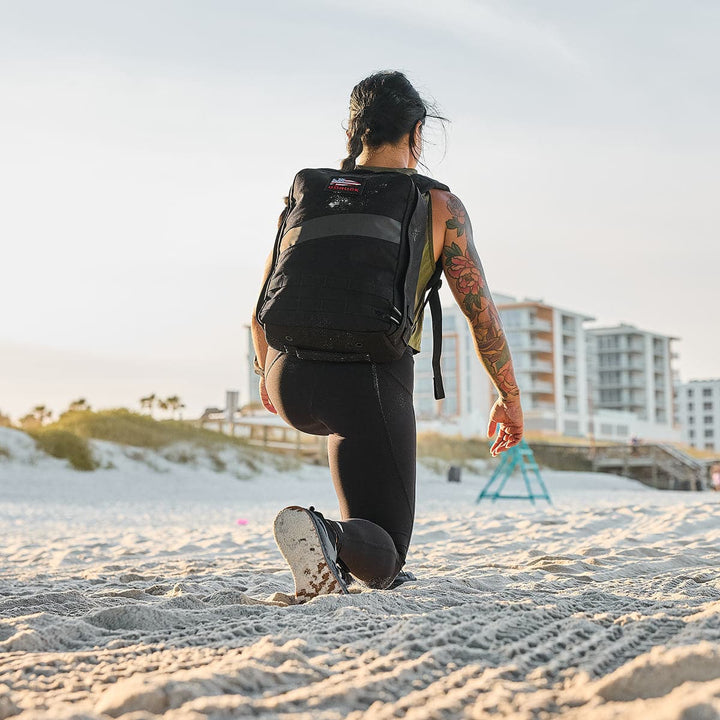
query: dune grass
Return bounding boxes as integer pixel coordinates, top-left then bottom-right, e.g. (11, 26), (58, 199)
(29, 429), (98, 471)
(29, 409), (298, 475)
(48, 409), (251, 450)
(417, 432), (490, 462)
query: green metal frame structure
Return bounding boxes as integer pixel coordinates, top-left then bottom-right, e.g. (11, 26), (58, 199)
(476, 439), (552, 505)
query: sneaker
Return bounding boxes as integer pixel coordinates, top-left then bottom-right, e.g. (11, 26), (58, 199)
(273, 505), (350, 602)
(388, 570), (417, 589)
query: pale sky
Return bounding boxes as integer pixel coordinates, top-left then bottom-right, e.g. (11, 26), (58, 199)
(1, 0), (718, 420)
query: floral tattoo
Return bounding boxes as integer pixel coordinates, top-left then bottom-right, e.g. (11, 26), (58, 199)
(443, 195), (519, 400)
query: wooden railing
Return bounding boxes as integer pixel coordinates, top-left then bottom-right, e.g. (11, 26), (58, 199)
(590, 443), (706, 491)
(197, 418), (328, 463)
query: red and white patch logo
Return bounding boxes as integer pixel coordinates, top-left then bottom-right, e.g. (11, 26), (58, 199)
(327, 177), (364, 194)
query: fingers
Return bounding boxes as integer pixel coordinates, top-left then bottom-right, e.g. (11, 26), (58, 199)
(490, 425), (523, 456)
(259, 379), (278, 415)
(487, 419), (497, 439)
(263, 398), (278, 414)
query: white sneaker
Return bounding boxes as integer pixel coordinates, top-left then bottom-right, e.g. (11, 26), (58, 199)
(273, 505), (350, 602)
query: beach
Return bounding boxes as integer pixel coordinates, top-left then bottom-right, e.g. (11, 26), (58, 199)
(2, 426), (720, 719)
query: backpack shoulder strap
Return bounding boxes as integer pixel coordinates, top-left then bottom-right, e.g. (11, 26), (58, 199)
(410, 173), (450, 400)
(411, 173), (450, 194)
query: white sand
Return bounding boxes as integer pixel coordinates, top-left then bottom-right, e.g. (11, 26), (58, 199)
(1, 426), (720, 719)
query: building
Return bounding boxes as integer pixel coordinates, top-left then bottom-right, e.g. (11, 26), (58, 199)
(676, 379), (720, 451)
(414, 303), (493, 434)
(586, 324), (680, 442)
(414, 295), (594, 438)
(497, 296), (594, 437)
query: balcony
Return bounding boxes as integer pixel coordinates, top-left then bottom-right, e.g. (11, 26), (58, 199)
(504, 317), (552, 332)
(598, 359), (645, 370)
(529, 359), (553, 372)
(524, 400), (556, 411)
(511, 340), (553, 353)
(525, 380), (554, 394)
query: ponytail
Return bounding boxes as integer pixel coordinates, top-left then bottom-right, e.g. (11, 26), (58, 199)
(340, 122), (365, 172)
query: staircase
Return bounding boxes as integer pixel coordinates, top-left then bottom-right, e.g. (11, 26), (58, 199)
(591, 443), (706, 491)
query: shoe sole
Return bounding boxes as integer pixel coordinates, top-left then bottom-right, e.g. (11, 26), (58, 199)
(273, 506), (349, 602)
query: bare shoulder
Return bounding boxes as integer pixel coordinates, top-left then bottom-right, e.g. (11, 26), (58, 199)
(429, 189), (468, 222)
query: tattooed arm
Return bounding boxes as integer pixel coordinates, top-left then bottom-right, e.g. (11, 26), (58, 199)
(430, 190), (523, 453)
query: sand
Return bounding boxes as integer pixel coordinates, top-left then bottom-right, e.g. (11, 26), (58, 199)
(1, 426), (720, 719)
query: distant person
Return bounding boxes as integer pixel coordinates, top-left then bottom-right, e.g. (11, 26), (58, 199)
(251, 71), (523, 601)
(711, 465), (720, 492)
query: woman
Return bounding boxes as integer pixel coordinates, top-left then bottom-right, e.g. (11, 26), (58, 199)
(251, 71), (523, 601)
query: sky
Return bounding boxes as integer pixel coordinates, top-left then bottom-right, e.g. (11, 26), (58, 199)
(1, 0), (718, 420)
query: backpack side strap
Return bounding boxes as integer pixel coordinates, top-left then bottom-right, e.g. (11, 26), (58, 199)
(426, 259), (445, 401)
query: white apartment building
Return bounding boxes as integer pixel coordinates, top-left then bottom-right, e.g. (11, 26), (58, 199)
(414, 303), (492, 434)
(676, 379), (720, 451)
(414, 295), (594, 438)
(498, 296), (593, 437)
(586, 324), (680, 442)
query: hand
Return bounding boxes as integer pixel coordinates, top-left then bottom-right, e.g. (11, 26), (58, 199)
(487, 395), (523, 456)
(259, 377), (277, 414)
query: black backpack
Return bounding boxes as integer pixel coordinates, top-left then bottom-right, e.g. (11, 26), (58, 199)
(256, 167), (449, 399)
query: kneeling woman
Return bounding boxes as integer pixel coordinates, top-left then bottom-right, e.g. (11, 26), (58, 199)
(251, 70), (523, 601)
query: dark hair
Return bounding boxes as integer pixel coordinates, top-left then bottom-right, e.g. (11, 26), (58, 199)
(340, 71), (446, 172)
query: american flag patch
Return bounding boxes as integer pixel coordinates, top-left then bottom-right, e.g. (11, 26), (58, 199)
(327, 177), (364, 194)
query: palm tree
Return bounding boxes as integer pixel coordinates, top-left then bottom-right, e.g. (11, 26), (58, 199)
(68, 398), (91, 413)
(32, 405), (52, 425)
(165, 396), (185, 420)
(158, 399), (169, 417)
(140, 394), (156, 417)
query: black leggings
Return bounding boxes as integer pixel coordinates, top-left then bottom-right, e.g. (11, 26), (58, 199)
(264, 346), (416, 588)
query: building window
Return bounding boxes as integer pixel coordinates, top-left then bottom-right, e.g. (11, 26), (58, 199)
(688, 417), (695, 424)
(704, 402), (713, 411)
(688, 402), (694, 411)
(689, 430), (695, 438)
(704, 416), (714, 424)
(688, 388), (694, 397)
(703, 388), (712, 397)
(706, 443), (716, 450)
(705, 429), (714, 438)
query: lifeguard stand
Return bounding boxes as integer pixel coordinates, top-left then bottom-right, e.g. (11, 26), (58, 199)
(476, 439), (552, 505)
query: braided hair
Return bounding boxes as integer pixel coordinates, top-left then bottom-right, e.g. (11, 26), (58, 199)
(340, 71), (445, 172)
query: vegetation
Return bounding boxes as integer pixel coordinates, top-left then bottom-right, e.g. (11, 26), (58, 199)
(417, 432), (490, 463)
(67, 398), (91, 413)
(46, 408), (250, 450)
(0, 410), (11, 428)
(417, 431), (601, 472)
(139, 394), (186, 419)
(29, 429), (97, 471)
(19, 405), (53, 431)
